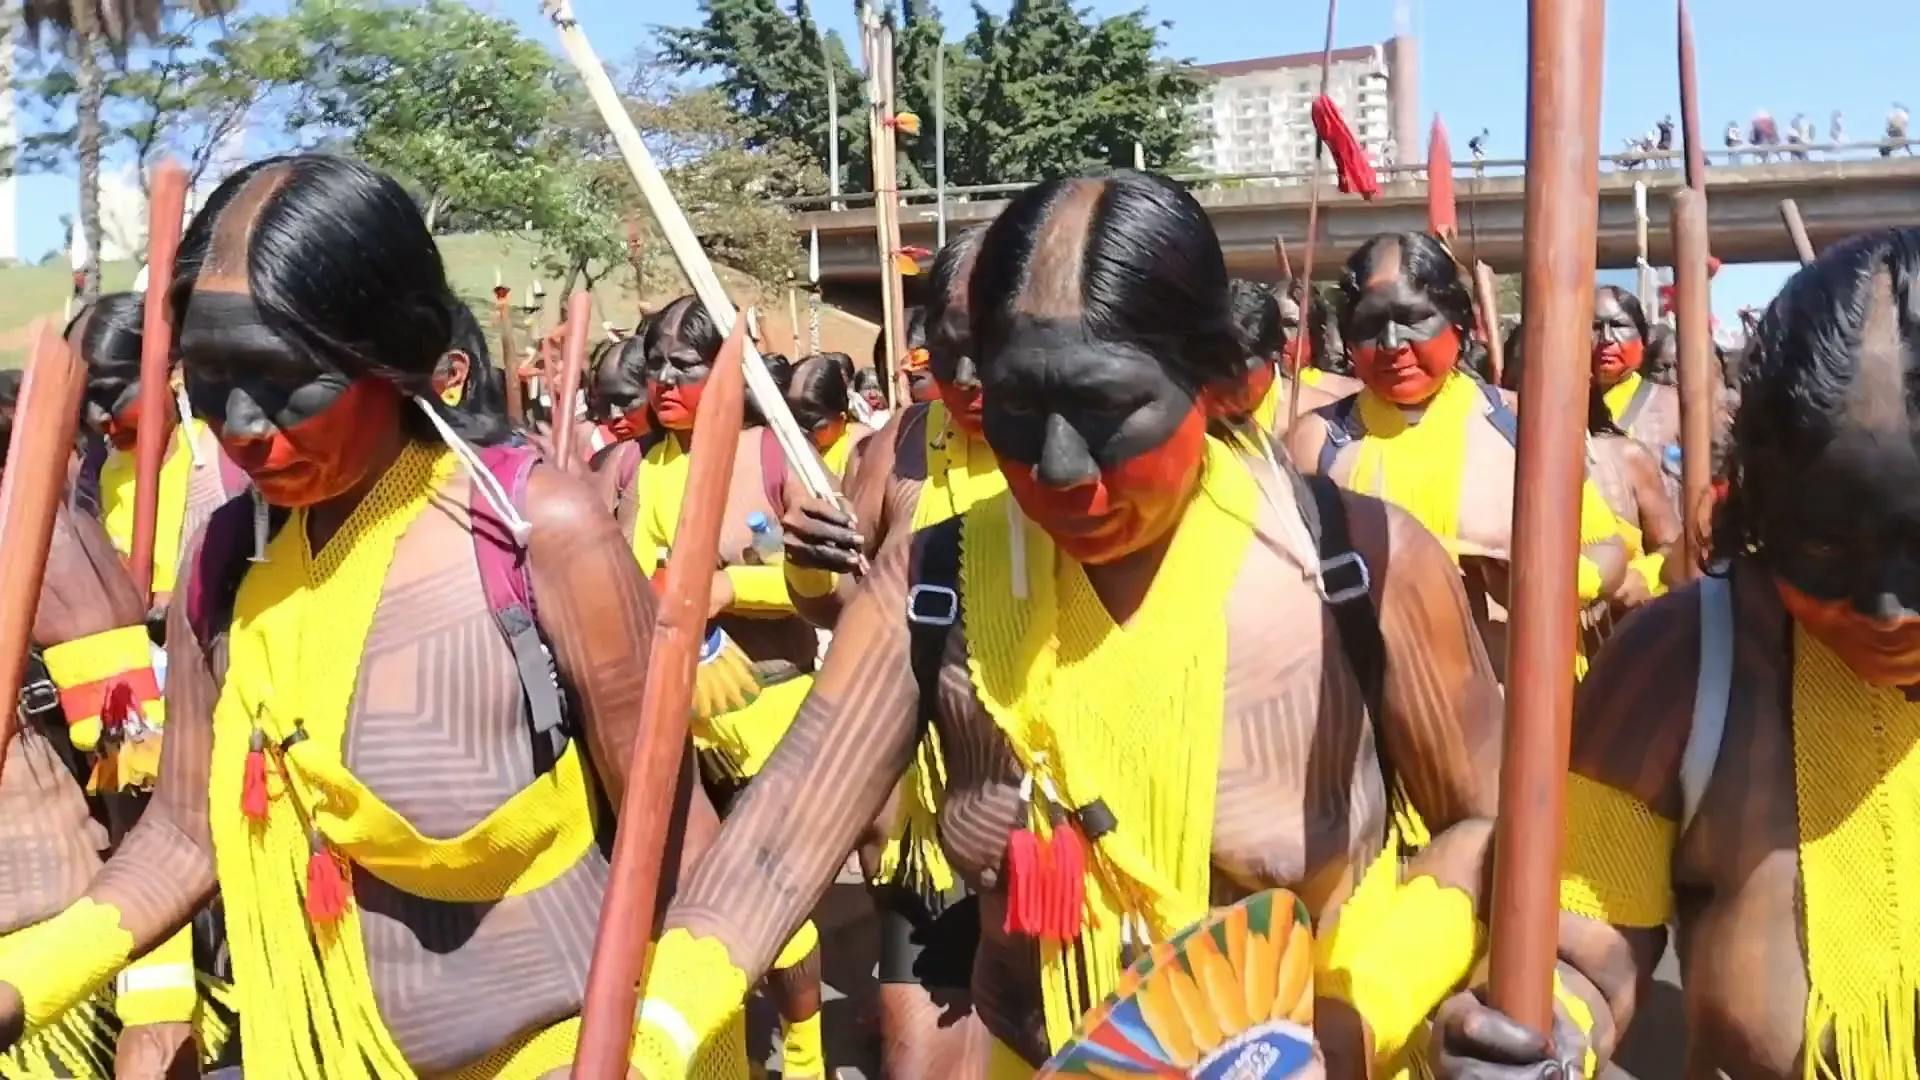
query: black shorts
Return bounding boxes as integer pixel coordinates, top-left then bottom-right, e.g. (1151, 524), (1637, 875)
(876, 887), (980, 990)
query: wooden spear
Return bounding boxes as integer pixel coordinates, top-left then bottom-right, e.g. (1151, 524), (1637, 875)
(1677, 0), (1707, 194)
(1273, 236), (1293, 281)
(1486, 0), (1606, 1033)
(0, 322), (90, 781)
(1780, 198), (1816, 265)
(542, 0), (836, 502)
(1474, 261), (1505, 386)
(550, 291), (592, 473)
(125, 160), (188, 604)
(495, 275), (526, 426)
(1285, 0), (1340, 429)
(1671, 189), (1714, 576)
(573, 316), (748, 1080)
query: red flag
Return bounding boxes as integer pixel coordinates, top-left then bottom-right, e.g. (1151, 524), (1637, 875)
(1310, 96), (1380, 200)
(1427, 115), (1457, 241)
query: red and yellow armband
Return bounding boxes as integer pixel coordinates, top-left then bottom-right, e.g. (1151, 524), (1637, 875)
(114, 926), (196, 1027)
(784, 563), (838, 601)
(629, 929), (752, 1078)
(41, 626), (165, 792)
(0, 898), (136, 1032)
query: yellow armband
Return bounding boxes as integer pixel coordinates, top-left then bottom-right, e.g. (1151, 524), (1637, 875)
(1559, 772), (1675, 928)
(1314, 874), (1482, 1070)
(1576, 556), (1604, 603)
(1630, 552), (1667, 596)
(630, 929), (752, 1077)
(114, 925), (196, 1027)
(784, 563), (838, 600)
(41, 625), (162, 756)
(723, 564), (796, 614)
(1553, 970), (1601, 1078)
(0, 898), (135, 1031)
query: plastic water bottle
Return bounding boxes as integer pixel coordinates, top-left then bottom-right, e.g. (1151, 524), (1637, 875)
(1662, 443), (1683, 481)
(747, 512), (783, 565)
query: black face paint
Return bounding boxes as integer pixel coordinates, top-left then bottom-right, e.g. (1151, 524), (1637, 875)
(980, 317), (1196, 473)
(81, 359), (141, 438)
(178, 290), (353, 438)
(589, 351), (648, 421)
(1345, 273), (1451, 352)
(1759, 426), (1920, 615)
(1591, 293), (1642, 345)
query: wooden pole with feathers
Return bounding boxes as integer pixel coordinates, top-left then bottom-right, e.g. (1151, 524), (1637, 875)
(125, 159), (187, 604)
(1486, 0), (1606, 1032)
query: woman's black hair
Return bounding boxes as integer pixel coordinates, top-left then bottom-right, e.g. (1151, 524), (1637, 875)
(170, 154), (505, 445)
(1337, 232), (1478, 346)
(822, 351), (857, 389)
(969, 170), (1242, 394)
(1501, 320), (1526, 391)
(1708, 228), (1920, 570)
(445, 301), (508, 424)
(1587, 378), (1628, 437)
(786, 353), (853, 432)
(0, 369), (21, 462)
(67, 292), (146, 372)
(1227, 279), (1280, 360)
(852, 366), (883, 399)
(641, 295), (724, 368)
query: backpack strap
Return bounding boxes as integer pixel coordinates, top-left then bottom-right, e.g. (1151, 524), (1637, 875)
(1680, 574), (1734, 834)
(905, 518), (963, 734)
(1618, 375), (1658, 435)
(1317, 396), (1365, 476)
(760, 427), (788, 512)
(73, 441), (107, 518)
(471, 443), (568, 772)
(1289, 473), (1386, 722)
(1478, 380), (1520, 448)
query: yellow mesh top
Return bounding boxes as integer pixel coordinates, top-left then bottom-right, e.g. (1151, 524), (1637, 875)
(1558, 771), (1676, 929)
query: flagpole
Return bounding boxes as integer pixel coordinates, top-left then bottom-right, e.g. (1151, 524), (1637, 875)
(1285, 0), (1339, 429)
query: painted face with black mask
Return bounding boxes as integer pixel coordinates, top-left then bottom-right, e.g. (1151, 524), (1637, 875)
(1591, 288), (1646, 387)
(643, 297), (718, 433)
(589, 338), (651, 443)
(1276, 288), (1309, 374)
(70, 294), (149, 451)
(927, 233), (987, 436)
(1344, 238), (1466, 406)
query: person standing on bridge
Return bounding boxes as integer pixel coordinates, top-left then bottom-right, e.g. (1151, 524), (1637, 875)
(1752, 110), (1781, 162)
(1726, 119), (1748, 163)
(1885, 102), (1910, 156)
(1832, 109), (1847, 146)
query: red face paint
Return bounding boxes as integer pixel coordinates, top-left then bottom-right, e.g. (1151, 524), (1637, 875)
(648, 376), (707, 431)
(1001, 406), (1207, 565)
(1351, 326), (1461, 405)
(810, 417), (849, 453)
(937, 378), (985, 436)
(1207, 361), (1277, 421)
(216, 378), (403, 507)
(1281, 336), (1311, 375)
(1778, 578), (1920, 688)
(1591, 338), (1646, 386)
(101, 404), (141, 452)
(604, 409), (650, 444)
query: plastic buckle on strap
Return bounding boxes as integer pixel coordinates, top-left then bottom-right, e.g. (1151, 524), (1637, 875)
(906, 584), (958, 627)
(1317, 551), (1371, 605)
(17, 679), (59, 719)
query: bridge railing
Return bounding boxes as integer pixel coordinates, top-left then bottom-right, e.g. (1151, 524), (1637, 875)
(782, 138), (1920, 213)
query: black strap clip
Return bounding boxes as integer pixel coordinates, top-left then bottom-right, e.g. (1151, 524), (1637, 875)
(906, 584), (959, 627)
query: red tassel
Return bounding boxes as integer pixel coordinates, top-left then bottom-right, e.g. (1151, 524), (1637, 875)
(1050, 818), (1087, 940)
(305, 834), (350, 922)
(242, 728), (269, 820)
(100, 680), (135, 737)
(1310, 95), (1381, 200)
(1003, 826), (1048, 937)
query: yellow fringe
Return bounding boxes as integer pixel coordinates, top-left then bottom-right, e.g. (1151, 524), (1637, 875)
(0, 898), (134, 1031)
(1792, 627), (1920, 1080)
(1602, 372), (1644, 435)
(693, 674), (813, 783)
(1346, 374), (1482, 563)
(99, 419), (208, 597)
(630, 928), (754, 1078)
(0, 992), (115, 1080)
(962, 435), (1253, 1051)
(1558, 772), (1675, 929)
(910, 400), (1007, 532)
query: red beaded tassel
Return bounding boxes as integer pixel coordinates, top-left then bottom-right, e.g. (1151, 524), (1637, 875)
(304, 830), (350, 922)
(1003, 822), (1049, 937)
(1048, 813), (1088, 941)
(241, 727), (270, 821)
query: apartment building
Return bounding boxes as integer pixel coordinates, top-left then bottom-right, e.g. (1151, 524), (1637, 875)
(1188, 35), (1417, 179)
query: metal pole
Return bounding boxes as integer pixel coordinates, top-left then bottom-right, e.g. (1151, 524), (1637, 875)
(934, 43), (947, 249)
(1487, 0), (1606, 1034)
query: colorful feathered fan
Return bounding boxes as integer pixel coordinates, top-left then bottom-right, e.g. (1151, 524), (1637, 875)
(1039, 889), (1318, 1078)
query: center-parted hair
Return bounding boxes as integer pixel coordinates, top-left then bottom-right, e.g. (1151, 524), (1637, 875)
(1596, 285), (1652, 344)
(1710, 227), (1920, 567)
(786, 354), (853, 431)
(67, 292), (145, 373)
(1227, 279), (1281, 360)
(968, 171), (1242, 393)
(1337, 231), (1477, 345)
(642, 295), (724, 368)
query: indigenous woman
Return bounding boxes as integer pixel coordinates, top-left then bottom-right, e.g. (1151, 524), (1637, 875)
(621, 294), (827, 1080)
(70, 293), (247, 610)
(436, 301), (511, 426)
(1591, 285), (1680, 451)
(1584, 377), (1683, 621)
(1435, 228), (1920, 1080)
(784, 354), (871, 480)
(1213, 280), (1356, 438)
(584, 334), (655, 512)
(1288, 232), (1629, 679)
(0, 153), (727, 1077)
(629, 172), (1505, 1078)
(0, 373), (206, 1079)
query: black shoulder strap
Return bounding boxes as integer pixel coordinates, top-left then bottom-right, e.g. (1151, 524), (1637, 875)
(1289, 473), (1386, 724)
(1479, 380), (1520, 448)
(1316, 396), (1364, 476)
(906, 518), (963, 734)
(1618, 375), (1658, 434)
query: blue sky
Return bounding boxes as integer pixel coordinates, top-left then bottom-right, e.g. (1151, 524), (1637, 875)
(16, 0), (1914, 315)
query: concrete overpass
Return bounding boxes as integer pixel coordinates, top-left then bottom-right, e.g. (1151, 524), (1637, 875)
(795, 151), (1920, 301)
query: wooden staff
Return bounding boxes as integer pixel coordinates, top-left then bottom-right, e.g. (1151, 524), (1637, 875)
(788, 283), (802, 357)
(573, 317), (748, 1080)
(1671, 188), (1714, 575)
(872, 13), (910, 406)
(1634, 180), (1659, 315)
(1285, 0), (1340, 428)
(1677, 0), (1706, 193)
(1273, 236), (1293, 281)
(1780, 198), (1816, 265)
(550, 291), (591, 473)
(495, 277), (526, 426)
(1474, 260), (1505, 386)
(126, 160), (187, 603)
(1486, 0), (1605, 1033)
(0, 322), (90, 780)
(544, 0), (836, 502)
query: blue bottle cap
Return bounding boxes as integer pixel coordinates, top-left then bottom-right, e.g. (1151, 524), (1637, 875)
(747, 511), (772, 532)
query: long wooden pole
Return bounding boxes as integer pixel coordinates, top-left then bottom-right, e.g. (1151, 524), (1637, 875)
(1779, 198), (1816, 265)
(1633, 180), (1658, 315)
(543, 0), (835, 501)
(573, 318), (749, 1080)
(550, 291), (591, 473)
(1677, 0), (1707, 193)
(1487, 0), (1605, 1033)
(126, 160), (187, 603)
(496, 293), (526, 426)
(1285, 0), (1339, 426)
(877, 20), (910, 405)
(0, 322), (90, 781)
(1474, 260), (1505, 386)
(1671, 188), (1714, 575)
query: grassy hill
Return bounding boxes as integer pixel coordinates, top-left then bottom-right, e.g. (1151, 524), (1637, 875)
(0, 231), (878, 368)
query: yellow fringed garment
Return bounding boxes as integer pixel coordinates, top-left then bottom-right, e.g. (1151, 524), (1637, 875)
(1791, 626), (1920, 1080)
(822, 427), (858, 478)
(632, 436), (794, 616)
(1558, 771), (1675, 929)
(99, 419), (206, 597)
(962, 435), (1252, 1051)
(1602, 372), (1645, 436)
(205, 444), (644, 1078)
